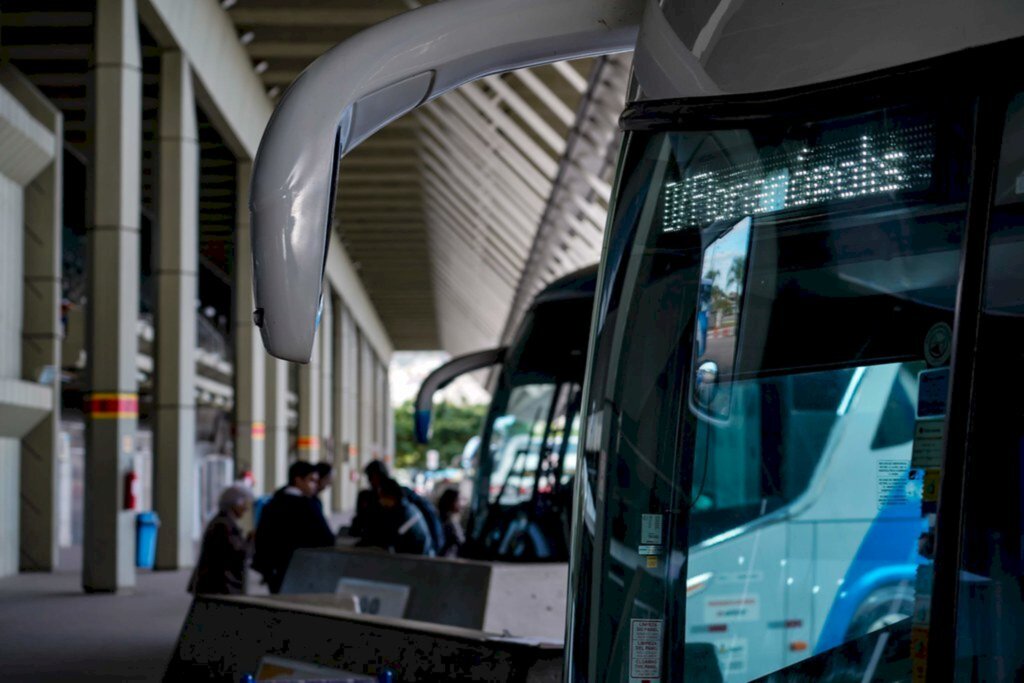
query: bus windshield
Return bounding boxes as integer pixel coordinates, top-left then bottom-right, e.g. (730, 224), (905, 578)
(568, 89), (972, 681)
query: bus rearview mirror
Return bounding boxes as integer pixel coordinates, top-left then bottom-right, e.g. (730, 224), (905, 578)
(690, 217), (753, 424)
(414, 347), (507, 443)
(249, 0), (642, 362)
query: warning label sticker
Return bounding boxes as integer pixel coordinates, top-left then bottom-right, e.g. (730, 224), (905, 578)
(629, 618), (664, 683)
(877, 460), (909, 509)
(705, 595), (760, 623)
(641, 514), (663, 545)
(917, 368), (949, 419)
(923, 468), (941, 504)
(911, 420), (944, 469)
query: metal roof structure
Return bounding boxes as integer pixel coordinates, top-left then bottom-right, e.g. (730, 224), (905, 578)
(227, 0), (630, 355)
(2, 1), (630, 358)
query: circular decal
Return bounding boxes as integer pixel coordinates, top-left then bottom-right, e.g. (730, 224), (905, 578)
(924, 322), (952, 367)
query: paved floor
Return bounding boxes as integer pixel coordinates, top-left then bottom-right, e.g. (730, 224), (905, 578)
(0, 548), (193, 682)
(0, 511), (353, 681)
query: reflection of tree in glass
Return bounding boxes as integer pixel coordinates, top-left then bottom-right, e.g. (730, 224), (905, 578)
(394, 399), (487, 469)
(727, 256), (746, 295)
(707, 256), (747, 323)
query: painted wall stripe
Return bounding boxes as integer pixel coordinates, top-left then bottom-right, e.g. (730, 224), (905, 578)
(88, 393), (139, 418)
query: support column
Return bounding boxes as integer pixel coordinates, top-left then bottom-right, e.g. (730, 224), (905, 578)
(338, 303), (362, 511)
(0, 67), (59, 579)
(331, 297), (346, 513)
(358, 332), (374, 467)
(297, 327), (321, 462)
(264, 357), (288, 491)
(84, 0), (141, 591)
(383, 364), (395, 463)
(153, 50), (197, 570)
(376, 359), (388, 465)
(233, 160), (265, 494)
(318, 292), (333, 510)
(0, 67), (64, 573)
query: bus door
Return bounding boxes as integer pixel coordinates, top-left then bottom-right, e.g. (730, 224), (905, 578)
(568, 58), (979, 682)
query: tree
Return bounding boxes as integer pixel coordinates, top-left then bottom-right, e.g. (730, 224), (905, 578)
(393, 399), (488, 470)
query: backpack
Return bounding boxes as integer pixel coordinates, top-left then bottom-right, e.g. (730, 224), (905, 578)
(403, 486), (445, 553)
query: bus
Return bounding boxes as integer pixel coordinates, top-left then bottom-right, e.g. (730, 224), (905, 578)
(414, 266), (595, 562)
(247, 1), (1024, 679)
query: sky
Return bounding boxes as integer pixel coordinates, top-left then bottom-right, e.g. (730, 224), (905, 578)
(388, 351), (492, 407)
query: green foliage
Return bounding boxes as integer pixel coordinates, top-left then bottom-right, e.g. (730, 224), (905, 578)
(394, 399), (488, 469)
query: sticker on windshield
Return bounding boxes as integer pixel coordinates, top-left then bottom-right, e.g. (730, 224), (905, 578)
(923, 322), (952, 367)
(641, 514), (663, 545)
(876, 460), (910, 509)
(922, 468), (941, 512)
(629, 618), (664, 683)
(917, 368), (949, 419)
(911, 421), (945, 469)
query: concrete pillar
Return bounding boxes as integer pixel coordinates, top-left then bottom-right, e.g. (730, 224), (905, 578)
(332, 302), (361, 511)
(233, 160), (265, 494)
(0, 69), (59, 579)
(318, 292), (334, 511)
(383, 364), (395, 462)
(153, 50), (197, 570)
(330, 297), (346, 512)
(358, 332), (375, 467)
(83, 0), (141, 591)
(0, 67), (64, 573)
(264, 356), (288, 491)
(376, 359), (388, 465)
(297, 326), (322, 462)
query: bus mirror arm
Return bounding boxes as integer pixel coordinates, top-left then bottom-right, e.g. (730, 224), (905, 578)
(414, 347), (508, 444)
(250, 0), (644, 362)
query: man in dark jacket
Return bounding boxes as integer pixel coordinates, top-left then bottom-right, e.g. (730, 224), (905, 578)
(189, 484), (253, 595)
(364, 460), (445, 553)
(378, 477), (434, 556)
(252, 461), (335, 593)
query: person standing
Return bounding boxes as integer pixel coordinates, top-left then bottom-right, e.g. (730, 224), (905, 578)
(377, 477), (435, 556)
(312, 461), (334, 513)
(437, 488), (466, 558)
(364, 460), (445, 553)
(188, 484), (253, 595)
(252, 461), (335, 593)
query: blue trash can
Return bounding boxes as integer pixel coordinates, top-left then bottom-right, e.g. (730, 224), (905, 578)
(253, 494), (273, 526)
(136, 511), (160, 569)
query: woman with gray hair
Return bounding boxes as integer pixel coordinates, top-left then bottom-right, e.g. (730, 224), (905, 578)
(188, 483), (254, 595)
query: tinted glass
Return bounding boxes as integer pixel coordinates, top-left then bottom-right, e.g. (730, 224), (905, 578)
(954, 90), (1024, 680)
(569, 95), (971, 682)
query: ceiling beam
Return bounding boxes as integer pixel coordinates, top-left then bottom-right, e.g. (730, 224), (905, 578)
(245, 41), (344, 59)
(428, 96), (549, 200)
(419, 143), (537, 258)
(460, 81), (558, 179)
(418, 114), (545, 229)
(228, 8), (400, 27)
(512, 68), (577, 127)
(483, 75), (566, 156)
(553, 60), (589, 94)
(0, 12), (92, 27)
